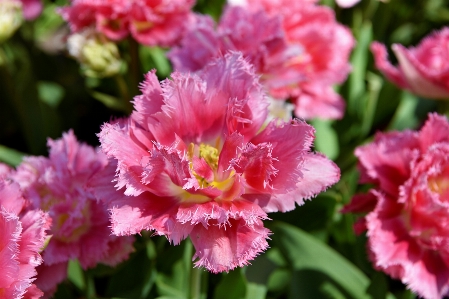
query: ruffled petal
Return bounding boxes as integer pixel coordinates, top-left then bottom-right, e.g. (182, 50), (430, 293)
(190, 218), (270, 273)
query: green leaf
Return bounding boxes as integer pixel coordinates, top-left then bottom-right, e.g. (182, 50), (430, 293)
(89, 90), (127, 112)
(387, 91), (420, 131)
(214, 268), (247, 299)
(311, 119), (339, 160)
(348, 22), (372, 117)
(267, 269), (290, 292)
(155, 275), (187, 299)
(0, 145), (25, 166)
(140, 46), (172, 78)
(67, 260), (85, 291)
(367, 271), (390, 299)
(271, 222), (371, 299)
(106, 249), (154, 298)
(156, 240), (193, 299)
(360, 72), (383, 137)
(37, 81), (65, 108)
(245, 283), (266, 299)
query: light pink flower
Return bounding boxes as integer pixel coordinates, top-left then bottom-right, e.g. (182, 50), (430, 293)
(242, 1), (354, 119)
(169, 4), (354, 120)
(0, 179), (50, 299)
(3, 0), (43, 20)
(12, 130), (134, 294)
(344, 113), (449, 299)
(20, 0), (42, 20)
(371, 28), (449, 100)
(0, 163), (12, 178)
(97, 52), (340, 273)
(58, 0), (196, 47)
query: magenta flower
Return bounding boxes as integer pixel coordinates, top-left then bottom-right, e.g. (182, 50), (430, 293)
(58, 0), (196, 47)
(12, 130), (134, 295)
(344, 113), (449, 299)
(371, 28), (449, 100)
(97, 52), (340, 273)
(0, 179), (50, 299)
(169, 3), (354, 120)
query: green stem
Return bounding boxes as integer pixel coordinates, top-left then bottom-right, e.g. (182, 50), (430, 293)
(128, 37), (141, 97)
(190, 266), (202, 299)
(0, 47), (7, 66)
(114, 74), (133, 114)
(86, 272), (96, 299)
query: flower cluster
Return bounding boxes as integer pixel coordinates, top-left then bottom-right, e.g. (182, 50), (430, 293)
(343, 113), (449, 299)
(169, 1), (354, 120)
(97, 52), (340, 273)
(59, 0), (196, 47)
(0, 179), (50, 299)
(11, 131), (134, 296)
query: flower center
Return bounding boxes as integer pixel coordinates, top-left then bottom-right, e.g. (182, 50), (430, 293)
(178, 142), (240, 203)
(132, 20), (154, 32)
(51, 201), (92, 243)
(187, 143), (221, 188)
(428, 176), (449, 195)
(199, 143), (219, 170)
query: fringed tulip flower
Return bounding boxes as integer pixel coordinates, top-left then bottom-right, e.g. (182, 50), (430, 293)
(58, 0), (196, 47)
(12, 131), (134, 295)
(344, 113), (449, 299)
(0, 179), (50, 299)
(371, 28), (449, 100)
(97, 52), (340, 273)
(170, 3), (354, 120)
(237, 0), (355, 119)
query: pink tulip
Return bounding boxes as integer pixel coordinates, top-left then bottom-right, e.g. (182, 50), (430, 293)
(0, 180), (50, 299)
(58, 0), (196, 47)
(344, 113), (449, 299)
(12, 131), (134, 295)
(97, 52), (340, 273)
(371, 28), (449, 99)
(169, 3), (354, 120)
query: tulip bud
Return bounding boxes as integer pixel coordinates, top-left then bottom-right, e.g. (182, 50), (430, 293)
(0, 0), (23, 44)
(67, 29), (122, 78)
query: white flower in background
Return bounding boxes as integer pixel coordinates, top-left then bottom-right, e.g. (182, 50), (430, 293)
(265, 97), (295, 127)
(0, 0), (23, 44)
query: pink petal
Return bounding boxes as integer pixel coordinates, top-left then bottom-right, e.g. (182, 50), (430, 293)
(393, 44), (449, 99)
(34, 262), (68, 298)
(99, 119), (153, 196)
(418, 112), (449, 152)
(167, 14), (220, 72)
(355, 130), (420, 197)
(341, 192), (378, 214)
(293, 83), (346, 120)
(21, 0), (43, 20)
(251, 119), (315, 194)
(190, 218), (270, 273)
(293, 152), (340, 203)
(0, 210), (21, 289)
(371, 42), (408, 89)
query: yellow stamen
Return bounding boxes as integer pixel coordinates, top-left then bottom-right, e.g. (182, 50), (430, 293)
(199, 143), (219, 170)
(429, 176), (449, 194)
